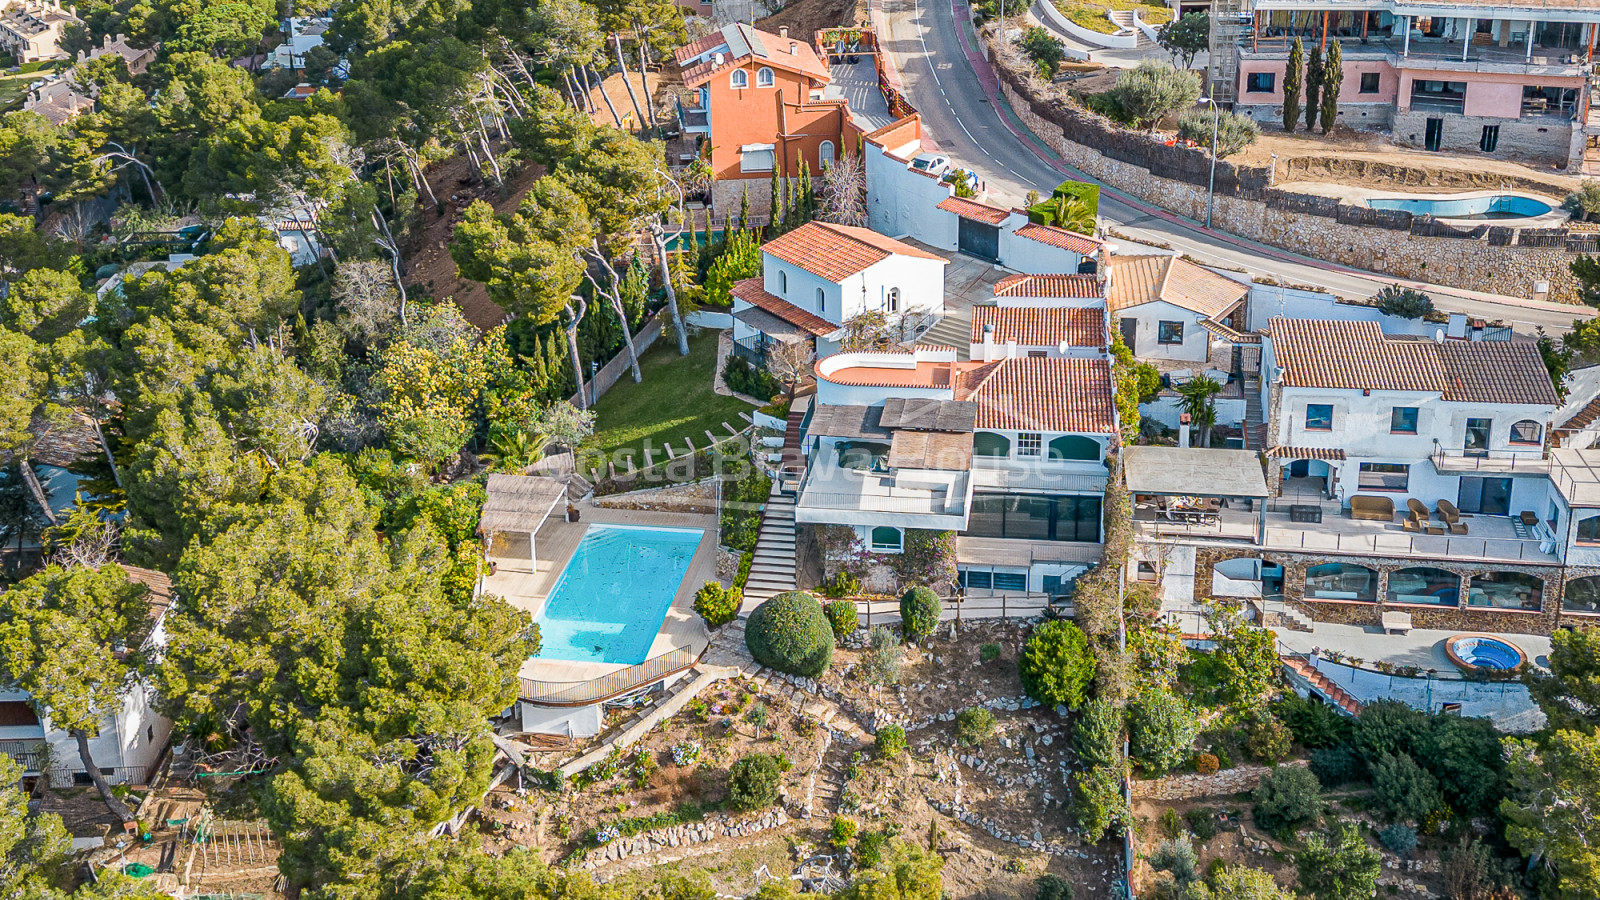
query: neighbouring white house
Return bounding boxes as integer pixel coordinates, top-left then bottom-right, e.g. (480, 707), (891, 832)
(263, 16), (344, 76)
(1109, 254), (1250, 362)
(0, 0), (79, 63)
(729, 220), (948, 362)
(796, 346), (1117, 596)
(966, 272), (1109, 360)
(0, 566), (173, 787)
(1263, 317), (1561, 519)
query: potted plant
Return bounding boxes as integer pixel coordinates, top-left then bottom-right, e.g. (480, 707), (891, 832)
(567, 504), (580, 523)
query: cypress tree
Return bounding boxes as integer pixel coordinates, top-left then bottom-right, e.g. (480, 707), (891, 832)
(1303, 44), (1323, 133)
(784, 175), (798, 229)
(798, 160), (813, 223)
(768, 169), (781, 232)
(739, 186), (750, 234)
(1282, 37), (1303, 132)
(1320, 40), (1343, 134)
(685, 208), (702, 275)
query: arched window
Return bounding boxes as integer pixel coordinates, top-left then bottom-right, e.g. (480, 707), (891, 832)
(1468, 571), (1543, 610)
(814, 287), (825, 312)
(731, 69), (748, 89)
(819, 140), (836, 167)
(1510, 420), (1542, 445)
(779, 269), (787, 294)
(1564, 574), (1600, 614)
(756, 66), (774, 87)
(870, 526), (903, 552)
(1579, 515), (1600, 544)
(1047, 435), (1100, 461)
(1304, 563), (1377, 602)
(1386, 567), (1461, 606)
(972, 432), (1011, 457)
(886, 287), (900, 312)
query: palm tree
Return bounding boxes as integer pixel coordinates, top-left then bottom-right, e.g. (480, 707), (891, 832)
(481, 426), (549, 473)
(1049, 194), (1097, 237)
(1175, 376), (1223, 447)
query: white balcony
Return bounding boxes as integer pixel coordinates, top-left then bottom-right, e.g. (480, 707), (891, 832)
(1431, 446), (1550, 475)
(794, 461), (972, 530)
(1261, 499), (1558, 565)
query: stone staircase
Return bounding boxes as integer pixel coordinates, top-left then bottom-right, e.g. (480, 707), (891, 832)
(1108, 9), (1151, 46)
(1242, 375), (1266, 451)
(1281, 656), (1362, 716)
(742, 485), (797, 607)
(919, 312), (973, 359)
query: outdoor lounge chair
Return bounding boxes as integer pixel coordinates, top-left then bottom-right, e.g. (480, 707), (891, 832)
(1406, 498), (1430, 521)
(1436, 499), (1469, 535)
(1520, 510), (1539, 527)
(1403, 511), (1422, 533)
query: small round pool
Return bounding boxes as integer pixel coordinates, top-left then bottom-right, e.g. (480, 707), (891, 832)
(1445, 634), (1527, 673)
(1366, 194), (1553, 221)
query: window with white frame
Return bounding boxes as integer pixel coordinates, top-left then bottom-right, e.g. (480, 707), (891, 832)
(756, 66), (774, 87)
(819, 140), (835, 167)
(739, 144), (774, 172)
(1017, 432), (1043, 457)
(886, 287), (900, 312)
(731, 69), (748, 89)
(870, 526), (903, 552)
(1510, 420), (1542, 445)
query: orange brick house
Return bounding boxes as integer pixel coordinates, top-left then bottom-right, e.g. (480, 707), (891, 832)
(675, 24), (865, 216)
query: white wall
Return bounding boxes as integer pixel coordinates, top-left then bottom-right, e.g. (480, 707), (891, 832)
(764, 257), (840, 323)
(865, 141), (957, 249)
(849, 255), (945, 320)
(1275, 387), (1554, 460)
(520, 701), (605, 738)
(997, 227), (1089, 274)
(1246, 284), (1440, 337)
(1116, 301), (1211, 362)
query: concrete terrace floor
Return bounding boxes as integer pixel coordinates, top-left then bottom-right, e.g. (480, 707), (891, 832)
(825, 57), (896, 132)
(904, 241), (1019, 359)
(483, 505), (717, 685)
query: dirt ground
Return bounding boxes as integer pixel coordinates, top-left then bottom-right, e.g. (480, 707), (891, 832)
(758, 0), (867, 43)
(484, 620), (1125, 898)
(583, 70), (672, 130)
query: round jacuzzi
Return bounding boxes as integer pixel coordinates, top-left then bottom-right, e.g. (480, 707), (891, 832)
(1445, 634), (1527, 674)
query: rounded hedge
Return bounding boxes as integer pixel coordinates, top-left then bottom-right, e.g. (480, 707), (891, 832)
(874, 723), (907, 758)
(745, 591), (835, 677)
(823, 599), (859, 640)
(1018, 619), (1096, 708)
(899, 585), (941, 640)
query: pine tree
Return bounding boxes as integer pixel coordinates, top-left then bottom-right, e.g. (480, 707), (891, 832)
(1282, 37), (1304, 132)
(768, 169), (781, 233)
(1320, 40), (1343, 134)
(1304, 44), (1323, 133)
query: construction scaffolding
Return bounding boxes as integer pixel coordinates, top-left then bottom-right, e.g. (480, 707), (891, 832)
(1207, 0), (1251, 106)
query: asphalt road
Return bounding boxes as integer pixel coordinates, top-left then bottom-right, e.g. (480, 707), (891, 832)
(874, 0), (1591, 335)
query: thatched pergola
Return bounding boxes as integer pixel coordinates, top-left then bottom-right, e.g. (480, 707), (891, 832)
(478, 474), (570, 568)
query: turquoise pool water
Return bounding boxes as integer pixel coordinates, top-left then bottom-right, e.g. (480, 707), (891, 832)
(1366, 194), (1553, 220)
(532, 524), (703, 665)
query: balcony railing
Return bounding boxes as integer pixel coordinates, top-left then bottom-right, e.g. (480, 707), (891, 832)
(520, 649), (699, 707)
(1430, 446), (1550, 474)
(0, 739), (47, 772)
(1262, 526), (1556, 563)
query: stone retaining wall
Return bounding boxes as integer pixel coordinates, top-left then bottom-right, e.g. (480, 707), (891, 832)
(1131, 760), (1307, 801)
(988, 42), (1583, 304)
(592, 477), (720, 514)
(579, 808), (790, 870)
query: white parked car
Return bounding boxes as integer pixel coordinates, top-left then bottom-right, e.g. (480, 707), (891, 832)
(909, 153), (951, 177)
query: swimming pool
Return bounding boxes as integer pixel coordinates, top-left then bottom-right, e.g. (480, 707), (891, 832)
(532, 524), (703, 665)
(1366, 194), (1553, 220)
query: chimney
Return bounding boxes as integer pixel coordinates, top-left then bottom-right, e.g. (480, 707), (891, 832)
(778, 25), (788, 37)
(1179, 413), (1192, 449)
(1006, 339), (1018, 359)
(982, 323), (995, 362)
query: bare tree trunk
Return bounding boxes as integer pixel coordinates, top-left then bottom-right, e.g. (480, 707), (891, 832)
(477, 126), (504, 185)
(564, 298), (590, 408)
(561, 67), (584, 109)
(370, 206), (409, 328)
(588, 64), (623, 128)
(570, 64), (594, 113)
(585, 245), (642, 383)
(90, 418), (122, 489)
(613, 33), (644, 127)
(651, 225), (690, 356)
(73, 730), (135, 823)
(635, 37), (657, 128)
(405, 149), (439, 209)
(383, 159), (397, 209)
(17, 460), (57, 527)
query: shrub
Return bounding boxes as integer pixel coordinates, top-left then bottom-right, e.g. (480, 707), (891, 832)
(1245, 712), (1292, 764)
(1374, 284), (1436, 320)
(1019, 620), (1096, 708)
(1128, 689), (1201, 776)
(853, 829), (887, 867)
(1074, 763), (1128, 843)
(899, 586), (941, 641)
(1185, 808), (1219, 843)
(875, 724), (907, 759)
(1149, 839), (1198, 883)
(823, 599), (858, 639)
(820, 570), (860, 599)
(1177, 107), (1261, 157)
(979, 642), (1002, 664)
(693, 582), (740, 628)
(1296, 823), (1381, 900)
(1274, 693), (1353, 748)
(1252, 765), (1324, 836)
(727, 753), (787, 811)
(829, 816), (858, 849)
(1034, 874), (1072, 900)
(1107, 60), (1201, 130)
(1378, 823), (1418, 856)
(1159, 808), (1182, 839)
(1372, 752), (1443, 824)
(734, 552), (753, 591)
(721, 352), (780, 399)
(1193, 753), (1219, 776)
(1020, 26), (1065, 76)
(745, 591), (835, 676)
(861, 625), (903, 685)
(1309, 745), (1364, 787)
(954, 707), (996, 747)
(1074, 698), (1124, 769)
(1565, 181), (1600, 222)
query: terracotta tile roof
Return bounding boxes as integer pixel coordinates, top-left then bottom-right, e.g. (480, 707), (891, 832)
(863, 115), (920, 151)
(992, 273), (1104, 299)
(762, 221), (946, 282)
(970, 306), (1105, 349)
(1265, 446), (1346, 460)
(965, 357), (1117, 433)
(1269, 318), (1560, 406)
(936, 196), (1011, 225)
(1108, 255), (1248, 317)
(731, 278), (836, 337)
(677, 23), (831, 88)
(1199, 317), (1260, 344)
(1014, 222), (1101, 256)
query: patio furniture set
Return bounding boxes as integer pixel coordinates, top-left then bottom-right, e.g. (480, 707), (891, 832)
(1403, 498), (1469, 535)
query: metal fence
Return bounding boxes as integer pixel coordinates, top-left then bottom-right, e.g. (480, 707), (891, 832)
(520, 648), (699, 706)
(854, 593), (1065, 628)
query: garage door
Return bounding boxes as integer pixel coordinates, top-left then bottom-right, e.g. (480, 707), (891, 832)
(957, 218), (1000, 262)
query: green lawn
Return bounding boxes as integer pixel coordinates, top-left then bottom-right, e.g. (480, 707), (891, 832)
(582, 330), (759, 466)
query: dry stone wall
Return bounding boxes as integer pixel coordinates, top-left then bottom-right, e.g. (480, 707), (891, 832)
(1131, 760), (1308, 801)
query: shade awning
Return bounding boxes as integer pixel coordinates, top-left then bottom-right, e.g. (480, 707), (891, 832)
(879, 398), (977, 433)
(1122, 446), (1269, 498)
(808, 404), (892, 439)
(1264, 446), (1346, 461)
(478, 474), (570, 535)
(732, 307), (811, 343)
(888, 430), (974, 471)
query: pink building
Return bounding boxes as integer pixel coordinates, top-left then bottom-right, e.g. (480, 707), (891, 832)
(1229, 1), (1600, 168)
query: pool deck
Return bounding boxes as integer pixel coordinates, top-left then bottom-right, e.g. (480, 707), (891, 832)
(482, 504), (717, 685)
